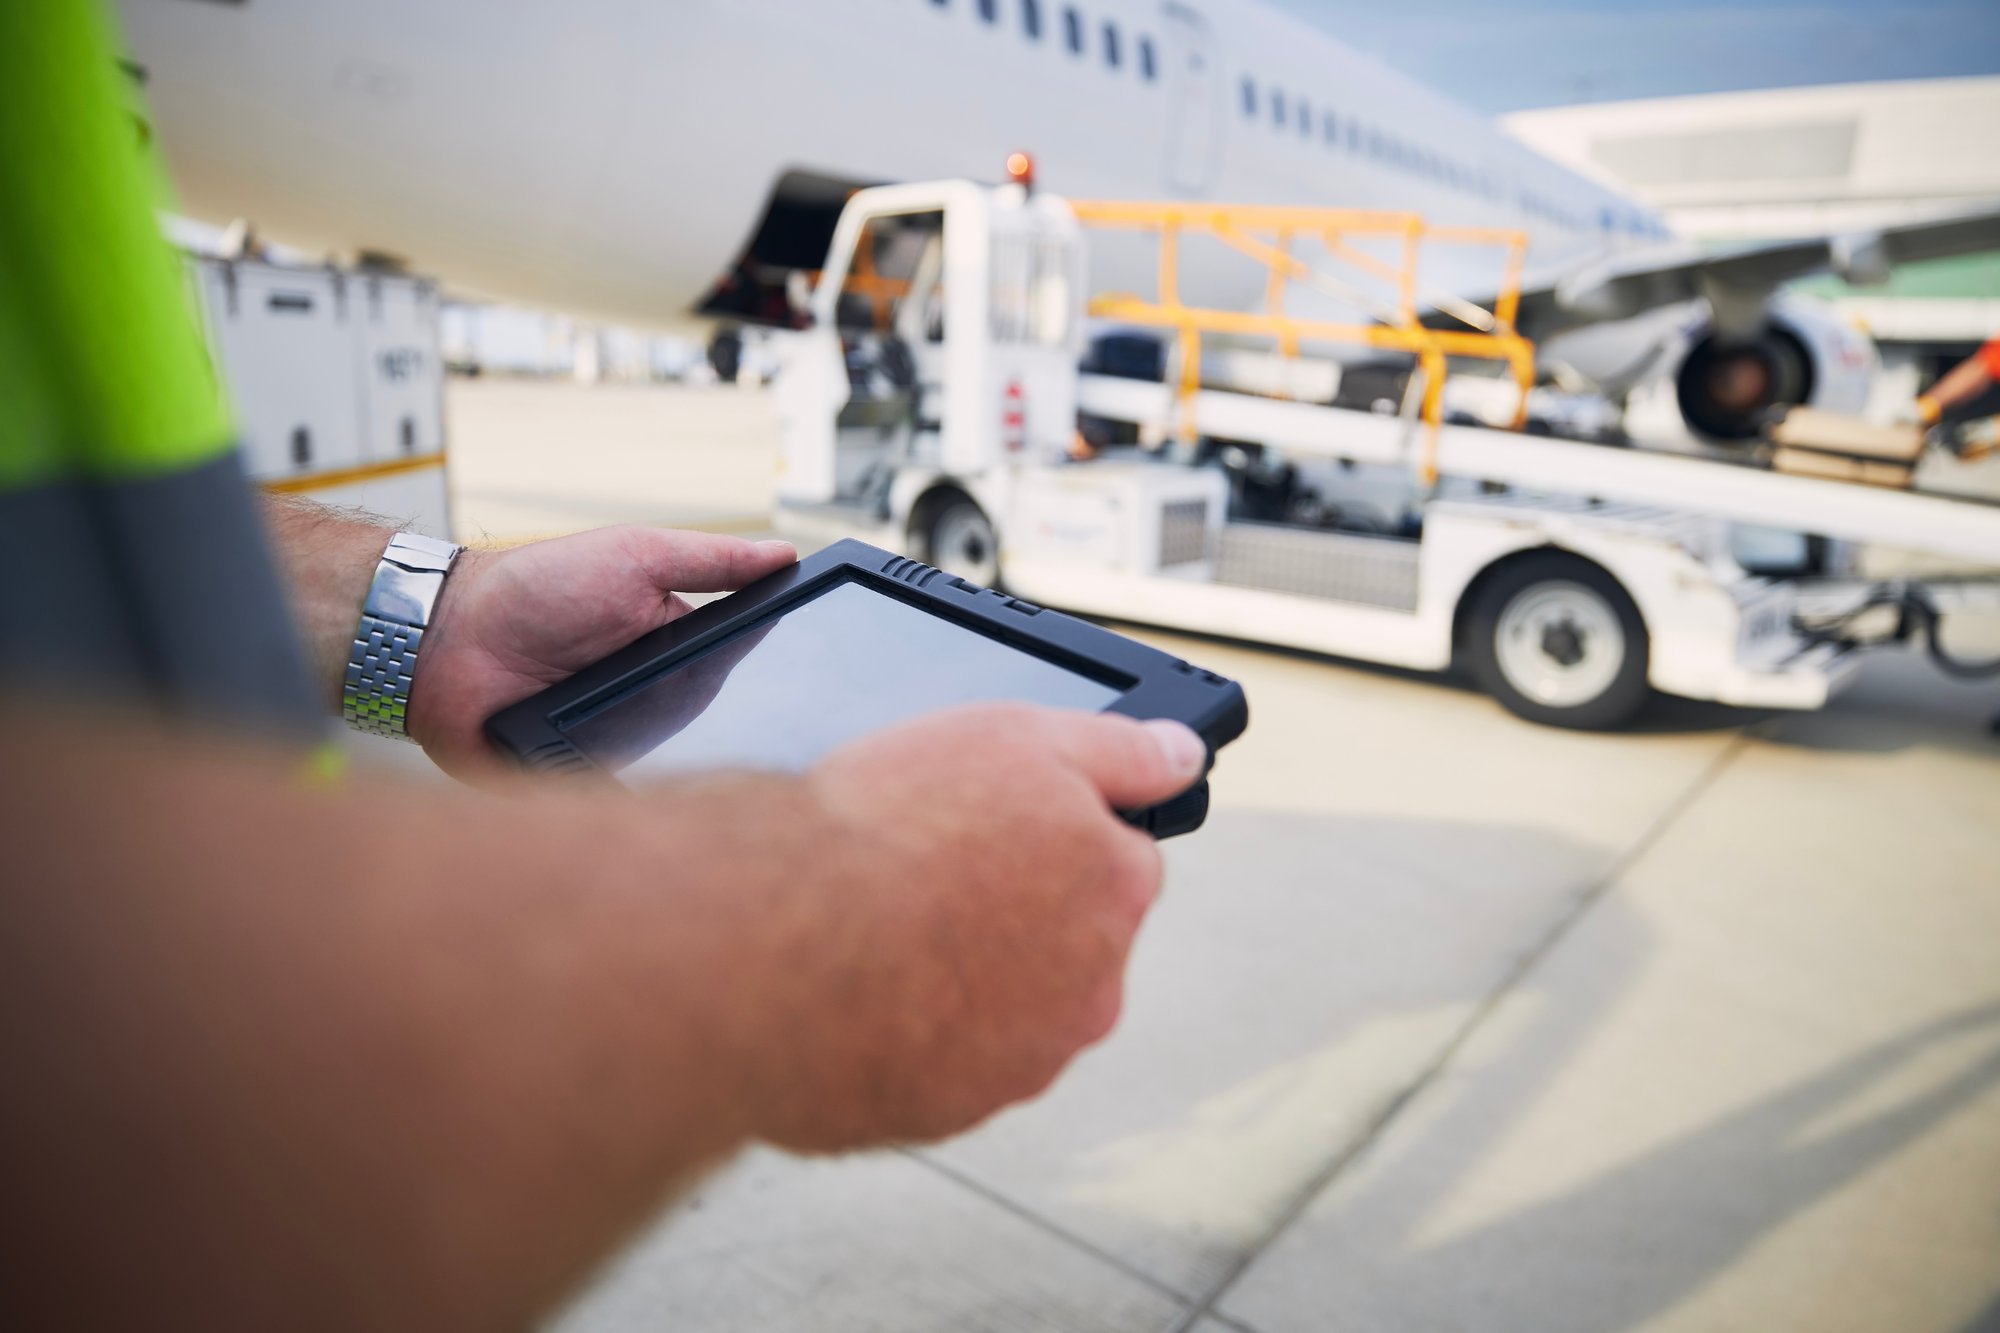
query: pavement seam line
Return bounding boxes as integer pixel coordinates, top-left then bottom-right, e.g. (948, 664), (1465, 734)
(1162, 731), (1754, 1333)
(899, 1147), (1209, 1317)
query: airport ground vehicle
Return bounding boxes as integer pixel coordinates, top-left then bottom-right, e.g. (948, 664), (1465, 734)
(772, 177), (2000, 728)
(183, 249), (452, 536)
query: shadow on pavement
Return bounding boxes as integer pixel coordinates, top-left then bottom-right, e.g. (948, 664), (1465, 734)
(1295, 1001), (2000, 1333)
(940, 807), (1649, 1310)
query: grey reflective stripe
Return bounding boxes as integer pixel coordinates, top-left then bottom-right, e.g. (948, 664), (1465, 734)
(0, 482), (148, 694)
(0, 451), (323, 737)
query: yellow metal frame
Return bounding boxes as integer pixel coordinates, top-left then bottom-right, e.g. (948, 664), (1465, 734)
(1069, 200), (1535, 483)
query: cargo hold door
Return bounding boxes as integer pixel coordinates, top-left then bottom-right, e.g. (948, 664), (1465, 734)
(1161, 5), (1222, 196)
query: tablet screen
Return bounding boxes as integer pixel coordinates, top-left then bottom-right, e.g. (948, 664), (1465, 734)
(561, 578), (1123, 782)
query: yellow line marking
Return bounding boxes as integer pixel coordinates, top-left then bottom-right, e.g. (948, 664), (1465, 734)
(261, 453), (448, 494)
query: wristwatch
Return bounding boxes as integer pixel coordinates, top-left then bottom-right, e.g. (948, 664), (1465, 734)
(342, 531), (464, 739)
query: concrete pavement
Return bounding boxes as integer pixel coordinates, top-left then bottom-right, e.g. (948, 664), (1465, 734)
(432, 381), (1999, 1333)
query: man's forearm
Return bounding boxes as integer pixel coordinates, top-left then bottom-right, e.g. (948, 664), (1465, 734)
(1928, 356), (1993, 415)
(261, 496), (495, 718)
(260, 496), (406, 710)
(0, 710), (822, 1330)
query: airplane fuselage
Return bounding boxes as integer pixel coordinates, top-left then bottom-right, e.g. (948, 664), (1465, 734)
(118, 0), (1673, 337)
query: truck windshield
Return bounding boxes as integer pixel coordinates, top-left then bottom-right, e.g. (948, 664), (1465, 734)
(832, 211), (943, 337)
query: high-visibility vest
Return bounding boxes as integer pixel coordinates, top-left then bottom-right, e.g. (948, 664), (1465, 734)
(0, 2), (318, 735)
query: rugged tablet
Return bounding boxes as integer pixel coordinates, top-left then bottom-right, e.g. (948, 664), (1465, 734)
(485, 539), (1248, 837)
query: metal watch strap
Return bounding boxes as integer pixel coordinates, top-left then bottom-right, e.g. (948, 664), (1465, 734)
(342, 531), (463, 739)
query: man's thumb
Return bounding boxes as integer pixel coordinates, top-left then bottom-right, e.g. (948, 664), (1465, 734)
(1049, 713), (1207, 811)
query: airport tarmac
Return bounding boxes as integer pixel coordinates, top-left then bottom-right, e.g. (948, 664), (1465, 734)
(438, 380), (2000, 1333)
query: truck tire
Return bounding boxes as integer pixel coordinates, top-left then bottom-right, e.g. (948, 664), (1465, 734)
(1465, 553), (1650, 730)
(707, 330), (742, 384)
(919, 497), (1000, 588)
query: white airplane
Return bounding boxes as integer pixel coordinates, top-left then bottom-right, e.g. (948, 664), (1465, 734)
(116, 0), (1999, 443)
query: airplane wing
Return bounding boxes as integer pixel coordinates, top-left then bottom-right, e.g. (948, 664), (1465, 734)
(1515, 202), (2000, 340)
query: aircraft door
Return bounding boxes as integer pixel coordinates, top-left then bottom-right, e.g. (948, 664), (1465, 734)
(1161, 5), (1222, 195)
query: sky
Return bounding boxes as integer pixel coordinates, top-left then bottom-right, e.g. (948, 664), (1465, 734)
(1269, 0), (2000, 113)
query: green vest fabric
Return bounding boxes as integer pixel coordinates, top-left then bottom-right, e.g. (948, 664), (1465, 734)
(0, 1), (235, 488)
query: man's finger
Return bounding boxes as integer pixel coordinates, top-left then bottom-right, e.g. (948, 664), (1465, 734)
(1036, 711), (1207, 811)
(616, 528), (796, 595)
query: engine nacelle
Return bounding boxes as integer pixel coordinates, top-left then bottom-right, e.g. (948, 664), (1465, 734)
(1671, 293), (1877, 442)
(1612, 293), (1877, 448)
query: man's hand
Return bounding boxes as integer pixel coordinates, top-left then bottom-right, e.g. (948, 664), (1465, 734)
(261, 499), (798, 774)
(744, 703), (1209, 1152)
(404, 526), (796, 776)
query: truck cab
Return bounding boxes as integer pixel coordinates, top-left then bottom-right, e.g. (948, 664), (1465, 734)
(774, 178), (1084, 583)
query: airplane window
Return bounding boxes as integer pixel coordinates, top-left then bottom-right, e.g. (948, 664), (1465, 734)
(1323, 111), (1337, 144)
(1241, 77), (1257, 117)
(1103, 21), (1120, 67)
(1064, 7), (1083, 53)
(978, 0), (997, 23)
(1272, 89), (1285, 128)
(1347, 122), (1360, 152)
(1366, 127), (1381, 157)
(1022, 0), (1041, 38)
(1297, 99), (1311, 137)
(1138, 36), (1156, 81)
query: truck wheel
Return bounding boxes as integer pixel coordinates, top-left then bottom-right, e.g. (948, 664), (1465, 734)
(921, 498), (1000, 588)
(707, 330), (742, 384)
(1466, 554), (1650, 729)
